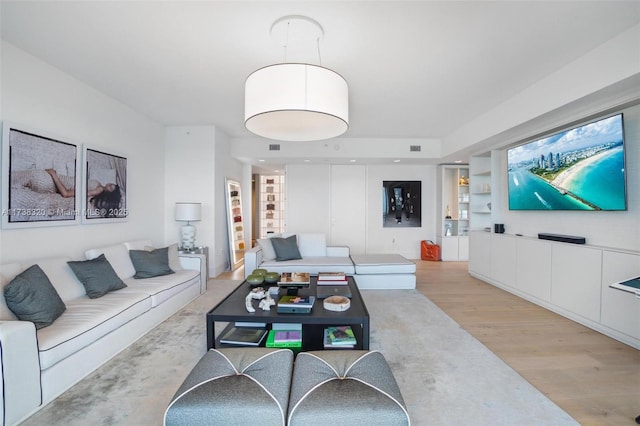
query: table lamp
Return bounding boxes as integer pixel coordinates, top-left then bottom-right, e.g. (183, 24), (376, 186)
(175, 202), (202, 251)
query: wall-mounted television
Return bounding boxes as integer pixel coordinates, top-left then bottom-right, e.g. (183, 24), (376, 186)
(507, 113), (626, 211)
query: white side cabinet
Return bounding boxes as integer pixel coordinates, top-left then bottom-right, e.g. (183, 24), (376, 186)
(178, 247), (209, 293)
(469, 231), (640, 349)
(436, 165), (469, 261)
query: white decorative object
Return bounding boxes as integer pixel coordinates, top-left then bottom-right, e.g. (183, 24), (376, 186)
(323, 295), (351, 312)
(244, 16), (348, 142)
(245, 287), (275, 312)
(175, 202), (201, 250)
(259, 294), (275, 311)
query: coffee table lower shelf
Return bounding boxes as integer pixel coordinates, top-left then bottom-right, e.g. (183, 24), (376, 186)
(213, 322), (367, 351)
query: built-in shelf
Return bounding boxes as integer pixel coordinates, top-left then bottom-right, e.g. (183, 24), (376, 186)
(437, 165), (470, 261)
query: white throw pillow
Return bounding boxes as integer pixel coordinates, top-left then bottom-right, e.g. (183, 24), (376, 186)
(297, 233), (327, 257)
(257, 238), (277, 261)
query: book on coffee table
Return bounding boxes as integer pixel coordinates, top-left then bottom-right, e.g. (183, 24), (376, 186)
(277, 295), (315, 314)
(278, 272), (311, 286)
(317, 272), (348, 285)
(219, 327), (268, 346)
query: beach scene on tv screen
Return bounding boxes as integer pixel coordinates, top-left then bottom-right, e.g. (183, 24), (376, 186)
(507, 114), (626, 211)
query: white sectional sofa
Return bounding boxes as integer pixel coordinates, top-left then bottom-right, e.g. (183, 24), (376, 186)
(0, 239), (205, 426)
(245, 233), (416, 290)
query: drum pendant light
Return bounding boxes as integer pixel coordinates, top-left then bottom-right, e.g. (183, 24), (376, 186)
(244, 16), (349, 141)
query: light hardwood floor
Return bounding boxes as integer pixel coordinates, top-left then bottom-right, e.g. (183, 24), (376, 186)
(219, 261), (640, 425)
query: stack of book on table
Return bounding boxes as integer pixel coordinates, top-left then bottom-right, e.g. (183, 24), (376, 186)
(323, 325), (357, 349)
(277, 294), (315, 314)
(266, 323), (302, 351)
(278, 272), (311, 287)
(220, 322), (268, 346)
(317, 272), (348, 285)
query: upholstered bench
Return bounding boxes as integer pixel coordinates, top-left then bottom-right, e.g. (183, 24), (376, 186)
(164, 347), (293, 425)
(351, 254), (416, 289)
(288, 350), (410, 425)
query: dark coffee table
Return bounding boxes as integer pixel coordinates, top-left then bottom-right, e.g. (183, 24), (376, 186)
(206, 276), (370, 351)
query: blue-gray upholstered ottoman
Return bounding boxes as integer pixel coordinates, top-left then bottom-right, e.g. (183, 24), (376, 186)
(287, 350), (410, 425)
(164, 347), (294, 426)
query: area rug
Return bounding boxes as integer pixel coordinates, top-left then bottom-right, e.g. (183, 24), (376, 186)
(22, 281), (577, 426)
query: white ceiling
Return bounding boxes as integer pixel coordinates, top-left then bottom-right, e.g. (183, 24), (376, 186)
(1, 1), (639, 167)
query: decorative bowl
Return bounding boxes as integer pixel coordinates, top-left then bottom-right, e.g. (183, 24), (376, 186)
(246, 274), (264, 285)
(263, 272), (280, 283)
(251, 269), (268, 277)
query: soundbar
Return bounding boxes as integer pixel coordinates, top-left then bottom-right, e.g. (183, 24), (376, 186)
(538, 233), (586, 244)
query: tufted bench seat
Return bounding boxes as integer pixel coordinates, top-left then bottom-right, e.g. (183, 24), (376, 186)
(288, 350), (410, 425)
(165, 348), (409, 425)
(164, 347), (294, 425)
(351, 254), (416, 289)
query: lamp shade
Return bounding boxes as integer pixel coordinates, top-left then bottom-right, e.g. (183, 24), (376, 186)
(245, 63), (349, 141)
(175, 203), (201, 222)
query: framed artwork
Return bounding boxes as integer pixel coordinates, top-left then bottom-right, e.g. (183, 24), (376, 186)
(382, 180), (422, 227)
(82, 147), (128, 223)
(1, 123), (81, 228)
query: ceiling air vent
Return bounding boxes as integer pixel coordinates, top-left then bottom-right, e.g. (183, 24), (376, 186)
(410, 145), (421, 152)
(269, 144), (281, 151)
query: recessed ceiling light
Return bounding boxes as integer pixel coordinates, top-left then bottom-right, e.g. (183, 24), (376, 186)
(349, 159), (356, 163)
(304, 159), (311, 162)
(258, 159), (265, 162)
(454, 160), (463, 163)
(393, 159), (401, 163)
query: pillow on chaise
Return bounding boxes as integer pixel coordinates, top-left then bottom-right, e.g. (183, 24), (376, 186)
(68, 254), (127, 298)
(4, 264), (66, 329)
(256, 238), (277, 261)
(129, 247), (175, 279)
(270, 235), (302, 261)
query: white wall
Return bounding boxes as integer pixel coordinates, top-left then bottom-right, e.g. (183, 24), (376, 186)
(164, 126), (245, 277)
(0, 41), (166, 264)
(285, 163), (437, 259)
(214, 127), (246, 275)
(164, 126), (216, 265)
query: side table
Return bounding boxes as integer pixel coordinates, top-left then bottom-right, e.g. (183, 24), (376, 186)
(178, 246), (209, 293)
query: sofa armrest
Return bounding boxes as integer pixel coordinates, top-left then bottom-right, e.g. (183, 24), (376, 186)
(327, 246), (350, 257)
(0, 321), (41, 426)
(244, 245), (263, 278)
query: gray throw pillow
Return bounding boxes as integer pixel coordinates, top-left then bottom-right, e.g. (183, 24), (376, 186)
(68, 254), (127, 299)
(129, 247), (175, 279)
(4, 264), (66, 329)
(271, 235), (303, 261)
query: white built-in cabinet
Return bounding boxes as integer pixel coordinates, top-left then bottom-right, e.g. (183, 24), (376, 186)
(436, 165), (469, 261)
(469, 231), (640, 349)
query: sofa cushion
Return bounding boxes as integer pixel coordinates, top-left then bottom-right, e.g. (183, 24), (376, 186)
(4, 264), (66, 329)
(129, 247), (174, 279)
(351, 254), (416, 274)
(37, 288), (152, 370)
(260, 257), (356, 275)
(256, 238), (277, 261)
(123, 269), (199, 307)
(85, 243), (136, 279)
(271, 235), (303, 261)
(297, 233), (327, 257)
(68, 254), (127, 298)
(36, 256), (87, 301)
